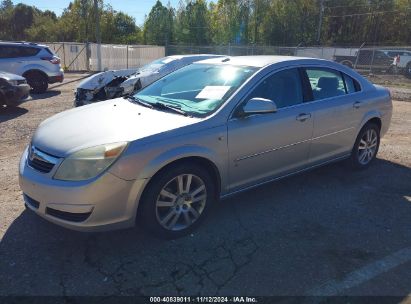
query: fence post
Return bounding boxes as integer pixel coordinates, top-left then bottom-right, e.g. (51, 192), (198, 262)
(62, 43), (66, 69)
(126, 44), (129, 69)
(85, 42), (90, 71)
(370, 48), (376, 74)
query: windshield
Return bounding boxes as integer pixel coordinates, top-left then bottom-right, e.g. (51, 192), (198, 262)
(139, 57), (177, 73)
(134, 63), (257, 117)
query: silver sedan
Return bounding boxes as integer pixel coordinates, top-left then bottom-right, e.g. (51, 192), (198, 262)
(19, 56), (392, 238)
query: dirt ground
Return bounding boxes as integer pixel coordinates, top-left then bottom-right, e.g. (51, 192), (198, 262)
(0, 73), (410, 297)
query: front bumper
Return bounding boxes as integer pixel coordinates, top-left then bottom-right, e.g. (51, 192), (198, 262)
(18, 147), (146, 231)
(74, 88), (97, 107)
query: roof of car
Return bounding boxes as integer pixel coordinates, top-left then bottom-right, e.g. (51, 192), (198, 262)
(168, 54), (224, 60)
(0, 41), (47, 48)
(196, 55), (324, 67)
(380, 49), (411, 52)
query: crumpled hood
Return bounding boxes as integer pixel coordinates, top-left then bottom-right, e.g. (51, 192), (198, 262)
(77, 69), (139, 91)
(119, 70), (161, 94)
(32, 98), (200, 157)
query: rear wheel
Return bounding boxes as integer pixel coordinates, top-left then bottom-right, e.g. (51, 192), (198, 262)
(25, 71), (48, 94)
(350, 123), (380, 170)
(139, 163), (216, 239)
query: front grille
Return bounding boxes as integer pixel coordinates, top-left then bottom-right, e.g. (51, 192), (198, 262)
(28, 157), (55, 173)
(28, 146), (59, 174)
(46, 207), (92, 222)
(24, 194), (40, 209)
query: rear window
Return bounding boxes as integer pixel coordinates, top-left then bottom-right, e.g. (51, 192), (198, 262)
(45, 47), (55, 56)
(306, 68), (346, 100)
(343, 74), (361, 93)
(18, 47), (40, 57)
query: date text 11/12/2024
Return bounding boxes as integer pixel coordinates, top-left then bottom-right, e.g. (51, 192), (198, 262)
(149, 297), (258, 303)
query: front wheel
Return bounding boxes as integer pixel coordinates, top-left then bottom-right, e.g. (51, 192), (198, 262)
(139, 163), (216, 239)
(350, 123), (380, 169)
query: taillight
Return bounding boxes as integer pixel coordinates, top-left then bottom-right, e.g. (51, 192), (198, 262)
(41, 56), (60, 64)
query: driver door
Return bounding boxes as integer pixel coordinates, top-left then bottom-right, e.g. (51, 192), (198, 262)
(227, 68), (314, 191)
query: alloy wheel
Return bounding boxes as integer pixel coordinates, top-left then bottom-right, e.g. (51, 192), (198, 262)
(357, 128), (378, 165)
(155, 174), (207, 231)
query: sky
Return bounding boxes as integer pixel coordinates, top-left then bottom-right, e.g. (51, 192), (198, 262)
(14, 0), (181, 26)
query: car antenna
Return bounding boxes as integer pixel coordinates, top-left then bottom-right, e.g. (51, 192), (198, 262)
(222, 57), (230, 62)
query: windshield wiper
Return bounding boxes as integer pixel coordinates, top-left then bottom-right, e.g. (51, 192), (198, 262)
(152, 102), (190, 117)
(128, 96), (191, 117)
(126, 96), (153, 109)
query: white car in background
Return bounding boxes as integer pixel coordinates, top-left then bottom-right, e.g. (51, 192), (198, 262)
(74, 54), (224, 107)
(0, 42), (64, 93)
(381, 49), (411, 77)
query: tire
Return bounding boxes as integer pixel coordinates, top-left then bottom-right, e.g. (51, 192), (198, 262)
(139, 162), (216, 239)
(350, 123), (380, 170)
(25, 71), (48, 94)
(405, 62), (411, 79)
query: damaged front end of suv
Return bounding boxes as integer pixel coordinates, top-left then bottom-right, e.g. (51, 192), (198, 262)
(74, 69), (140, 107)
(74, 55), (224, 107)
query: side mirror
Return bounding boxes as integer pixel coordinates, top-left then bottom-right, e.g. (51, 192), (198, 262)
(241, 97), (277, 117)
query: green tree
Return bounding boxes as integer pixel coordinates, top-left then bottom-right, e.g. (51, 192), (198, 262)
(143, 0), (174, 45)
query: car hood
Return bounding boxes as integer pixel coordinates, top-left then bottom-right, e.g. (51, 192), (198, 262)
(0, 71), (25, 81)
(32, 98), (200, 157)
(77, 69), (139, 91)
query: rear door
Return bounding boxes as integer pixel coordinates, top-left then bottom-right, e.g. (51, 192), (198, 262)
(303, 67), (364, 164)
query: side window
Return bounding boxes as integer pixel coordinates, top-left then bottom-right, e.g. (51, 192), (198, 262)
(306, 68), (346, 100)
(0, 46), (5, 58)
(343, 73), (361, 94)
(19, 47), (40, 57)
(0, 46), (15, 58)
(247, 68), (303, 109)
(0, 46), (39, 58)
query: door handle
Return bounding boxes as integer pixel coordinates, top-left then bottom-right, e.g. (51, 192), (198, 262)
(296, 113), (311, 122)
(353, 101), (362, 109)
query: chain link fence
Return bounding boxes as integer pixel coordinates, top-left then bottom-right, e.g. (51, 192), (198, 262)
(166, 44), (411, 79)
(43, 42), (165, 72)
(39, 41), (411, 88)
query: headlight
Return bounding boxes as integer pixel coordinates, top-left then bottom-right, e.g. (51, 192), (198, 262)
(54, 142), (128, 181)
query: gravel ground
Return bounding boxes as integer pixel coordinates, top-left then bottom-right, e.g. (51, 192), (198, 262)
(0, 74), (410, 297)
